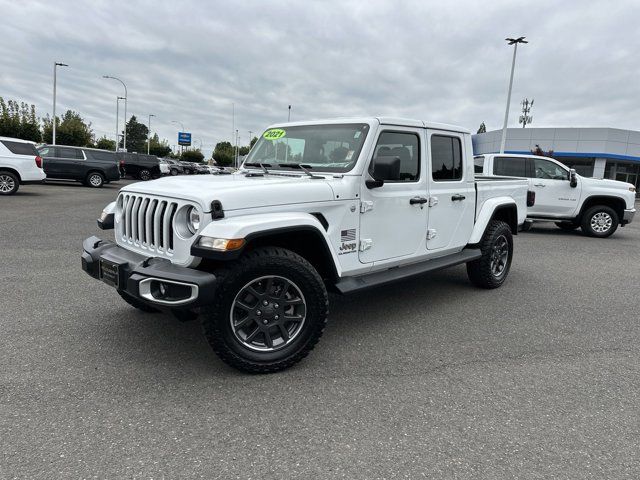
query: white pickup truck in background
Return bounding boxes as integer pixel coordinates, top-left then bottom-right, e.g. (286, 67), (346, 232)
(475, 153), (636, 237)
(83, 117), (530, 373)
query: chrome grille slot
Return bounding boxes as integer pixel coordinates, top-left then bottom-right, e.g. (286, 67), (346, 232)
(117, 193), (181, 256)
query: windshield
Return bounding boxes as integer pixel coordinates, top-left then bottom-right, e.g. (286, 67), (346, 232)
(245, 123), (370, 173)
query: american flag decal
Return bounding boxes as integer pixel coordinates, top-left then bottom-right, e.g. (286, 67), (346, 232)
(341, 229), (356, 242)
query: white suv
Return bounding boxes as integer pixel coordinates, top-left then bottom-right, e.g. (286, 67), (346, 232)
(0, 136), (46, 195)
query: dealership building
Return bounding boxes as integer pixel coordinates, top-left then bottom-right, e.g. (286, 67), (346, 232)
(472, 127), (640, 191)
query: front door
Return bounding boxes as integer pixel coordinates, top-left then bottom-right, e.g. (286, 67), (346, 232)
(358, 129), (428, 264)
(426, 131), (475, 251)
(527, 157), (578, 217)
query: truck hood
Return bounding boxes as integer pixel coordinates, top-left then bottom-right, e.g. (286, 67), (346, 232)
(120, 173), (337, 212)
(580, 176), (635, 191)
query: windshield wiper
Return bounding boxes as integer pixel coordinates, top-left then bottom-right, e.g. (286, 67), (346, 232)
(277, 163), (324, 179)
(244, 162), (272, 176)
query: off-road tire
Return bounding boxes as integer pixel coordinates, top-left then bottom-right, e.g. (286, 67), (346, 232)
(581, 205), (619, 238)
(117, 290), (159, 313)
(0, 171), (19, 195)
(466, 219), (513, 289)
(555, 221), (579, 231)
(85, 172), (104, 188)
(139, 169), (151, 181)
(201, 247), (329, 374)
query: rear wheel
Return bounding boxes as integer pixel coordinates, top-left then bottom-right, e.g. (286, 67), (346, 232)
(139, 169), (151, 181)
(581, 205), (619, 238)
(466, 220), (513, 289)
(0, 171), (19, 195)
(85, 172), (104, 188)
(170, 168), (179, 176)
(201, 247), (328, 373)
(555, 221), (579, 231)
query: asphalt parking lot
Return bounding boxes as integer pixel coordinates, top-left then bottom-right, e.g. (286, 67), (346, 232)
(2, 180), (639, 479)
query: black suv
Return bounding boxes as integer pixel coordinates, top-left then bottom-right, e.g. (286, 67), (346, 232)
(37, 145), (120, 188)
(118, 153), (163, 181)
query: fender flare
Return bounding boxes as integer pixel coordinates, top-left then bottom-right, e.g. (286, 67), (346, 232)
(468, 197), (518, 244)
(193, 212), (341, 274)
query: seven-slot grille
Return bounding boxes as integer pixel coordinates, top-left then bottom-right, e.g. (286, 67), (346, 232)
(119, 194), (178, 253)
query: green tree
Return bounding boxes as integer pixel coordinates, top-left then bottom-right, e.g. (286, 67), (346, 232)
(0, 97), (42, 142)
(120, 115), (148, 153)
(147, 133), (172, 157)
(43, 110), (93, 146)
(181, 149), (205, 163)
(477, 122), (486, 134)
(249, 136), (258, 149)
(95, 136), (116, 151)
(212, 141), (235, 166)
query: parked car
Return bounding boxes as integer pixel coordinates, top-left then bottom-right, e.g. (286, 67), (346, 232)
(193, 163), (210, 174)
(118, 153), (163, 181)
(161, 158), (184, 176)
(0, 136), (46, 195)
(37, 145), (120, 188)
(474, 153), (636, 237)
(82, 117), (530, 373)
(179, 161), (196, 174)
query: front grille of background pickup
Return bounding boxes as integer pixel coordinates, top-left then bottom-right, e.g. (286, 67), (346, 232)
(119, 194), (177, 253)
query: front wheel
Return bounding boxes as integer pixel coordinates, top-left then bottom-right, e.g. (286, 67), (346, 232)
(201, 247), (328, 373)
(139, 169), (151, 181)
(581, 205), (619, 238)
(0, 171), (19, 195)
(170, 168), (179, 176)
(466, 219), (513, 289)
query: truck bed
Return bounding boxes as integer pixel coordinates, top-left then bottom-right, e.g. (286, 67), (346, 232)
(475, 176), (529, 227)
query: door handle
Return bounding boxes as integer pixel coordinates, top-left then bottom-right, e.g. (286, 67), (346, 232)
(409, 196), (428, 205)
(451, 194), (466, 201)
(533, 183), (546, 187)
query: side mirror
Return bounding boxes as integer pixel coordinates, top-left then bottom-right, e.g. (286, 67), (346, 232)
(366, 156), (401, 189)
(569, 168), (577, 188)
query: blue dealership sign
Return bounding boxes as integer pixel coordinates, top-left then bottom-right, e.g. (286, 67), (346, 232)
(178, 132), (192, 146)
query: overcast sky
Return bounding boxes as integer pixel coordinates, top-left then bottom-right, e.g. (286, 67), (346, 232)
(2, 0), (639, 153)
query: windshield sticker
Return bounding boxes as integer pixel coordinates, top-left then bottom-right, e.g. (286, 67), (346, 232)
(354, 131), (361, 138)
(345, 150), (354, 161)
(263, 129), (286, 141)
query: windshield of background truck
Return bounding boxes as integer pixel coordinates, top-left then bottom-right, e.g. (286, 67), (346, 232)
(246, 123), (370, 173)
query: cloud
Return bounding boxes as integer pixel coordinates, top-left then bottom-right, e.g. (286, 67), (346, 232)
(1, 0), (638, 153)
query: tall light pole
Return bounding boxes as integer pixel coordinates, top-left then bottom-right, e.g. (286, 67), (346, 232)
(103, 75), (128, 151)
(288, 105), (291, 122)
(235, 129), (239, 168)
(52, 62), (68, 145)
(147, 114), (155, 154)
(499, 36), (528, 154)
(115, 96), (125, 151)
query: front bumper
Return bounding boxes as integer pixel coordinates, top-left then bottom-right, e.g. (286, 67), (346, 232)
(622, 208), (635, 225)
(81, 236), (217, 308)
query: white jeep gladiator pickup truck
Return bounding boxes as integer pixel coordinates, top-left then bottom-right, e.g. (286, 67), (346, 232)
(82, 117), (530, 373)
(474, 153), (636, 237)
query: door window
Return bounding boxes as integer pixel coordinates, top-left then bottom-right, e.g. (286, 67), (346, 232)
(533, 158), (568, 180)
(57, 147), (83, 159)
(494, 156), (527, 177)
(38, 147), (57, 158)
(370, 131), (420, 182)
(431, 135), (462, 181)
(473, 156), (485, 174)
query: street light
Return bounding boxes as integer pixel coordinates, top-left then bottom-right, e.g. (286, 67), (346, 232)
(499, 36), (528, 154)
(103, 75), (128, 151)
(147, 114), (155, 154)
(52, 62), (68, 145)
(288, 105), (291, 122)
(115, 96), (125, 151)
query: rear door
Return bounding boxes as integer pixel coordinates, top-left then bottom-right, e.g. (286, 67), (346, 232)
(55, 147), (85, 178)
(426, 131), (475, 251)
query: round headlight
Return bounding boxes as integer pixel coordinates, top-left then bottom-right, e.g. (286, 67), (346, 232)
(187, 207), (200, 234)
